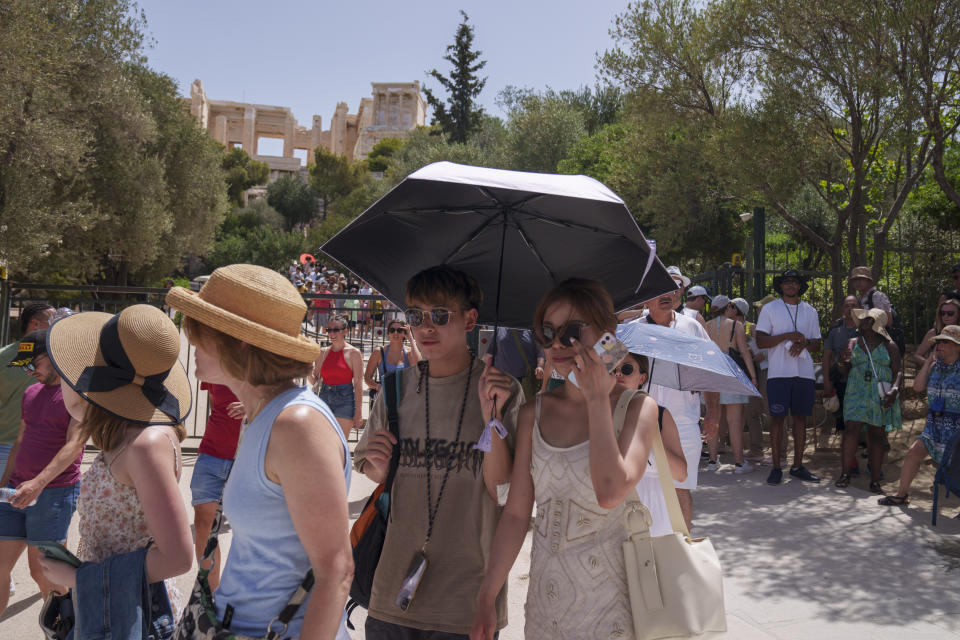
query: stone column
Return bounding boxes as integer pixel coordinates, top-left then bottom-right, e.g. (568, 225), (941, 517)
(242, 106), (256, 154)
(214, 115), (228, 145)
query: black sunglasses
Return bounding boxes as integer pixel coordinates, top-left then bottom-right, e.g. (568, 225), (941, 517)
(387, 326), (407, 334)
(20, 362), (37, 374)
(327, 326), (344, 333)
(613, 362), (636, 376)
(534, 321), (588, 348)
(404, 308), (456, 327)
(942, 309), (958, 316)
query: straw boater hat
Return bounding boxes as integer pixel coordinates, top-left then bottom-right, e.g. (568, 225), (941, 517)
(848, 266), (874, 285)
(852, 308), (891, 342)
(932, 325), (960, 346)
(166, 264), (321, 363)
(47, 305), (191, 425)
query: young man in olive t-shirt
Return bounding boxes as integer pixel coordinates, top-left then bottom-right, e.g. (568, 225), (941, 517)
(354, 266), (521, 639)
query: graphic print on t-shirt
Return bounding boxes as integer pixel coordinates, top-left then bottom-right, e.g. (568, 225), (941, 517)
(399, 436), (484, 477)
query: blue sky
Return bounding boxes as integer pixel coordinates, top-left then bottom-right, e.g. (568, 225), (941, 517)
(137, 0), (631, 154)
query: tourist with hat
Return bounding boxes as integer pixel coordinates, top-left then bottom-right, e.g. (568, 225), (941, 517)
(849, 266), (892, 316)
(0, 329), (84, 616)
(167, 264), (353, 639)
(35, 304), (194, 626)
(879, 325), (960, 507)
(834, 308), (902, 492)
(756, 269), (823, 485)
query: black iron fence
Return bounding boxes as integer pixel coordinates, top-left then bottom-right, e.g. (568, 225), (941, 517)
(0, 281), (397, 440)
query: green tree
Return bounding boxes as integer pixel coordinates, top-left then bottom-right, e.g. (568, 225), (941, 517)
(423, 11), (488, 143)
(267, 174), (316, 230)
(366, 138), (406, 172)
(498, 88), (588, 172)
(222, 148), (269, 207)
(309, 147), (363, 218)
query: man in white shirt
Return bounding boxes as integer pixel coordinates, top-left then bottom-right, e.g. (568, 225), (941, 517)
(756, 270), (822, 485)
(635, 287), (720, 530)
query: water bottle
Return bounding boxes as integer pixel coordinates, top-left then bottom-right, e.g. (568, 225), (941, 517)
(0, 487), (37, 507)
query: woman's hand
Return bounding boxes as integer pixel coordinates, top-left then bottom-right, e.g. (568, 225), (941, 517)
(38, 556), (77, 591)
(570, 338), (616, 403)
(479, 355), (514, 422)
(882, 388), (899, 410)
(226, 401), (245, 420)
(469, 595), (499, 640)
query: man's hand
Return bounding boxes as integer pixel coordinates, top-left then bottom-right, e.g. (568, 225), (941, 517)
(10, 478), (44, 509)
(362, 430), (397, 483)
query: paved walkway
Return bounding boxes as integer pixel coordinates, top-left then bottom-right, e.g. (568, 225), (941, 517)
(3, 445), (960, 639)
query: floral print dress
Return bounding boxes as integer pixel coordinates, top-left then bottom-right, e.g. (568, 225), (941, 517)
(76, 430), (184, 617)
(843, 339), (902, 431)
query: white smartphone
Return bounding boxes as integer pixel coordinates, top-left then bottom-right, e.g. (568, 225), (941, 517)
(567, 332), (630, 388)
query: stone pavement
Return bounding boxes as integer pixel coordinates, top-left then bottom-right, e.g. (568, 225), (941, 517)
(3, 446), (960, 639)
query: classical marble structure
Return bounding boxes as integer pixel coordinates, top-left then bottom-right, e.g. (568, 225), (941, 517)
(184, 79), (425, 176)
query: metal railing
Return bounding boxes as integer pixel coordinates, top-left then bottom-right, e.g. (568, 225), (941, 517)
(0, 281), (396, 440)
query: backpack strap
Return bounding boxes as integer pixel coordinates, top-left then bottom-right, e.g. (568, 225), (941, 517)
(383, 370), (402, 492)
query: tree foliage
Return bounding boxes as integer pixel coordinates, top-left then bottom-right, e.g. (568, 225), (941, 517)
(267, 174), (316, 230)
(423, 11), (488, 143)
(222, 148), (269, 207)
(0, 0), (229, 284)
(309, 147), (365, 218)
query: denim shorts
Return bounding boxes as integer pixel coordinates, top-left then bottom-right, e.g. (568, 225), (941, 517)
(319, 382), (355, 419)
(0, 482), (80, 543)
(766, 376), (816, 417)
(719, 392), (750, 405)
(189, 453), (234, 505)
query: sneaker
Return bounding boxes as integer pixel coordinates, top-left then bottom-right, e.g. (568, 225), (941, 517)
(789, 466), (821, 483)
(706, 459), (719, 471)
(734, 460), (754, 474)
(767, 467), (783, 485)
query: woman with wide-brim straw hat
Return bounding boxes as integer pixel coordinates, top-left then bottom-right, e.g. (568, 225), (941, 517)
(835, 308), (902, 493)
(37, 304), (195, 623)
(167, 263), (353, 640)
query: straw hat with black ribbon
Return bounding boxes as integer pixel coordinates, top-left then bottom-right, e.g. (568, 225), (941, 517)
(852, 307), (891, 342)
(165, 263), (321, 363)
(47, 304), (192, 426)
(932, 325), (960, 346)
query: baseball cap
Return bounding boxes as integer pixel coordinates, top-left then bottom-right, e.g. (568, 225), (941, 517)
(711, 294), (731, 310)
(8, 330), (47, 368)
(687, 285), (709, 298)
(731, 298), (749, 316)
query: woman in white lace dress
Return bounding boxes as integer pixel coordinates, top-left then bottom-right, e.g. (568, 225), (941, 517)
(471, 279), (660, 640)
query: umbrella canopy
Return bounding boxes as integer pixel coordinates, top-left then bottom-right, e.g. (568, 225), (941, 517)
(300, 253), (316, 264)
(322, 162), (676, 328)
(616, 321), (760, 396)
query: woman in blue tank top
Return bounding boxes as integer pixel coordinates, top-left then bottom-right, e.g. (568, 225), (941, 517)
(168, 264), (352, 640)
(363, 317), (421, 399)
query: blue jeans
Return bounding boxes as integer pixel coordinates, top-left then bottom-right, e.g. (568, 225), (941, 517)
(319, 382), (356, 419)
(189, 453), (233, 505)
(0, 482), (80, 543)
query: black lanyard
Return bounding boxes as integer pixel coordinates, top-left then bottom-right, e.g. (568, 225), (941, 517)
(783, 299), (800, 333)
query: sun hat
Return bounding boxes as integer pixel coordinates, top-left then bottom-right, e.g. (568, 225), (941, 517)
(852, 308), (891, 342)
(8, 330), (47, 368)
(166, 264), (321, 363)
(753, 294), (776, 308)
(848, 266), (874, 284)
(932, 325), (960, 346)
(687, 285), (709, 298)
(666, 266), (691, 289)
(731, 298), (749, 316)
(772, 269), (809, 296)
(46, 305), (191, 425)
(711, 294), (731, 310)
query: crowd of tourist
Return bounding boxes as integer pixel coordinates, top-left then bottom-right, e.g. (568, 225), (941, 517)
(0, 258), (958, 640)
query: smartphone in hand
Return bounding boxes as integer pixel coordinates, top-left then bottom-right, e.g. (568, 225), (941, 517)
(33, 541), (82, 568)
(568, 332), (630, 387)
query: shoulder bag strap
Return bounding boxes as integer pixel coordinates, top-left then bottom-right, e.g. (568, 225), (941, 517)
(861, 337), (881, 382)
(383, 370), (402, 492)
(377, 346), (386, 381)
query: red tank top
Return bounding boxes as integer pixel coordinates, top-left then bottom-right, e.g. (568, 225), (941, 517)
(320, 348), (354, 385)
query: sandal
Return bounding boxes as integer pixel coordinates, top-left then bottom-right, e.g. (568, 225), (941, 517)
(869, 481), (884, 494)
(834, 473), (851, 488)
(878, 494), (908, 506)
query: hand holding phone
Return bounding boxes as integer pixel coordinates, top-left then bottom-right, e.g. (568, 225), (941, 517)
(567, 332), (629, 388)
(33, 541), (82, 568)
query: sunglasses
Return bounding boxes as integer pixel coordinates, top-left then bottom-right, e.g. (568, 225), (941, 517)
(387, 326), (407, 334)
(613, 362), (637, 376)
(941, 309), (958, 316)
(20, 362), (37, 373)
(404, 308), (457, 327)
(327, 326), (345, 333)
(534, 321), (588, 348)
